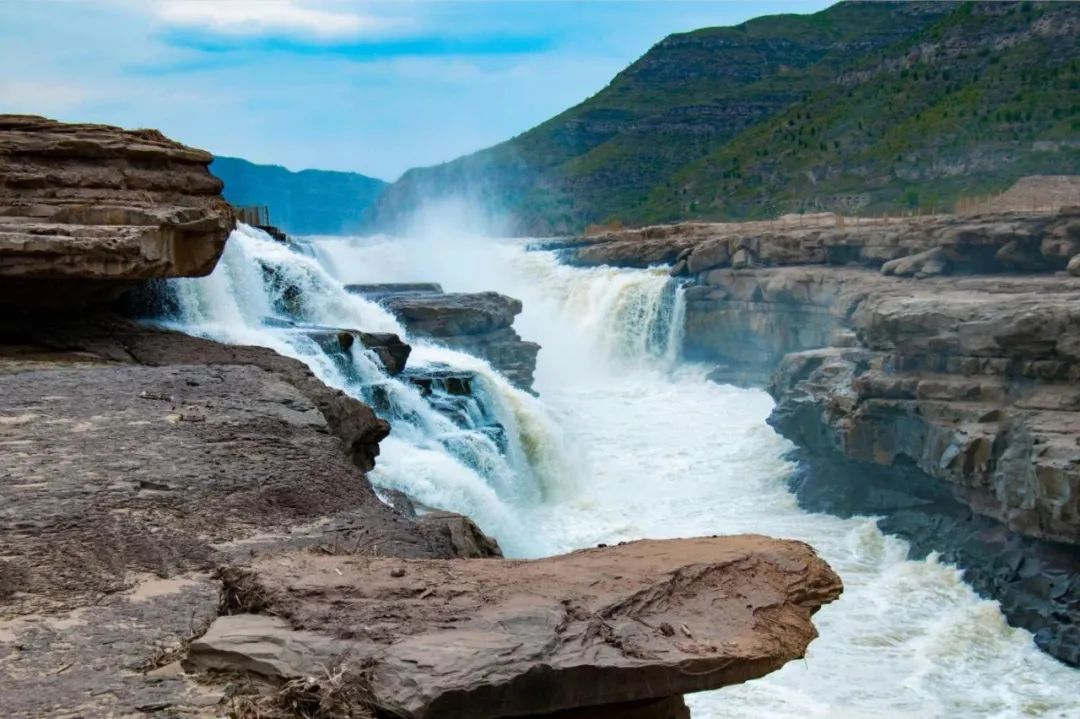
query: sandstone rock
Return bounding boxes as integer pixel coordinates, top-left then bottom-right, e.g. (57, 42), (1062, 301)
(686, 238), (730, 273)
(378, 290), (523, 336)
(0, 115), (234, 306)
(561, 211), (1080, 275)
(185, 535), (842, 718)
(730, 247), (754, 269)
(880, 246), (948, 277)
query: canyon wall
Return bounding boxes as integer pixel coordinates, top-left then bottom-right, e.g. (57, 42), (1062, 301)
(562, 209), (1080, 665)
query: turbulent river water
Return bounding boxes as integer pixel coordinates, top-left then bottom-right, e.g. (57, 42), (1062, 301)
(163, 224), (1077, 718)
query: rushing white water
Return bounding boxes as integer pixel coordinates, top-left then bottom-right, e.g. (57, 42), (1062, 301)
(163, 225), (1077, 717)
(161, 225), (575, 556)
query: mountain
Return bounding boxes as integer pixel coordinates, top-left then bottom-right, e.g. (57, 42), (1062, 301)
(210, 156), (386, 236)
(368, 1), (1080, 235)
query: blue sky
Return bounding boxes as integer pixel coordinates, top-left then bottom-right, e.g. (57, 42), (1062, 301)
(1, 1), (832, 180)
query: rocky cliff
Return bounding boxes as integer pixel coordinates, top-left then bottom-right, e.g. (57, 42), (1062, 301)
(0, 115), (235, 306)
(560, 208), (1080, 665)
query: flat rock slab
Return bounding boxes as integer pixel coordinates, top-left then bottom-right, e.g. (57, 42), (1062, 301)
(376, 290), (524, 336)
(187, 535), (842, 719)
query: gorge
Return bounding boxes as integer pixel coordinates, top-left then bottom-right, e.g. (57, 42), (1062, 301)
(3, 115), (1079, 719)
(0, 117), (854, 718)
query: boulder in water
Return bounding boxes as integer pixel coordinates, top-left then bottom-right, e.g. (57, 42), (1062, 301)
(350, 285), (541, 390)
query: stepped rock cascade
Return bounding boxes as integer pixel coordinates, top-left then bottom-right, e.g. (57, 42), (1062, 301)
(158, 224), (577, 557)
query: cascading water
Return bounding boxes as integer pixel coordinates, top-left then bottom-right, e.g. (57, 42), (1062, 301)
(157, 226), (1076, 717)
(156, 224), (575, 556)
(300, 232), (1078, 719)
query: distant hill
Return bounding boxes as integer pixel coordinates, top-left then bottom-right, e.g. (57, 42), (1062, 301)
(211, 156), (386, 236)
(369, 1), (1080, 235)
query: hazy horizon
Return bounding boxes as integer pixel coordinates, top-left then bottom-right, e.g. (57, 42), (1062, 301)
(0, 0), (831, 181)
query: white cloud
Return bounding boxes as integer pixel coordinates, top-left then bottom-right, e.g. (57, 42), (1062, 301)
(156, 1), (396, 39)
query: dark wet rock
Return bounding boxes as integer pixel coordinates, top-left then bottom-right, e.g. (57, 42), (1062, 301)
(0, 115), (234, 307)
(416, 510), (504, 559)
(358, 331), (412, 375)
(344, 281), (444, 297)
(350, 284), (540, 390)
(184, 535), (842, 718)
(304, 326), (411, 375)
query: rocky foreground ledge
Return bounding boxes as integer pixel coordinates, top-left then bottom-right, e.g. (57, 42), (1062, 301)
(187, 535), (841, 719)
(559, 207), (1080, 665)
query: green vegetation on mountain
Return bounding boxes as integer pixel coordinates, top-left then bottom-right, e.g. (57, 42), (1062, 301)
(211, 156), (386, 236)
(369, 1), (1080, 235)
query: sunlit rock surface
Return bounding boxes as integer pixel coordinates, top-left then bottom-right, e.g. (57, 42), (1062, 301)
(186, 535), (842, 718)
(0, 315), (500, 716)
(0, 114), (234, 306)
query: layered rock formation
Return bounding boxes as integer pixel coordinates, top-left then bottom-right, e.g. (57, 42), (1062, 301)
(348, 283), (541, 390)
(185, 535), (842, 718)
(0, 115), (234, 306)
(559, 209), (1080, 665)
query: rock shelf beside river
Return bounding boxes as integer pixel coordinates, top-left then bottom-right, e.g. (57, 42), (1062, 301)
(0, 115), (235, 307)
(187, 535), (841, 719)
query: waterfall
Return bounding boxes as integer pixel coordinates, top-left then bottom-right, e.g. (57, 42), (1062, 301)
(156, 224), (574, 556)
